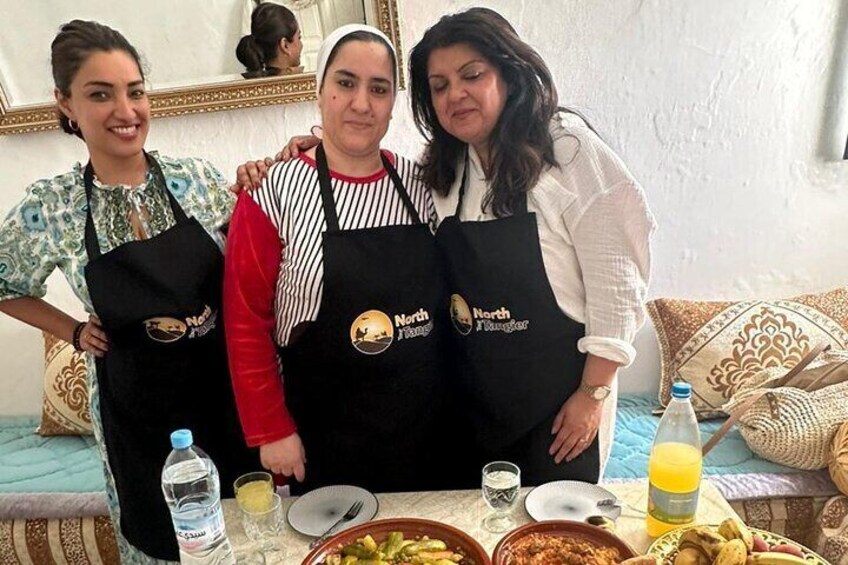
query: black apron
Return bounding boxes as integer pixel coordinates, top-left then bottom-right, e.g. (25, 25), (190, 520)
(279, 145), (452, 494)
(83, 155), (258, 560)
(435, 152), (599, 486)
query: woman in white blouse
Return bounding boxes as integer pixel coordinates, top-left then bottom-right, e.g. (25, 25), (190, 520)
(406, 7), (655, 485)
(238, 7), (654, 485)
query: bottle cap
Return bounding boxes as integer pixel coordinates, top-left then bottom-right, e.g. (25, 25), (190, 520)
(170, 429), (193, 449)
(672, 382), (691, 399)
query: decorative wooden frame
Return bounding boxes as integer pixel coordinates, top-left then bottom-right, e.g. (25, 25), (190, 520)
(0, 0), (403, 136)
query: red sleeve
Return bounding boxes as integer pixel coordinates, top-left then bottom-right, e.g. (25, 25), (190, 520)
(223, 193), (297, 446)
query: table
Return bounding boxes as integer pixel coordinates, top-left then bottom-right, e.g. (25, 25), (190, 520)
(224, 479), (739, 563)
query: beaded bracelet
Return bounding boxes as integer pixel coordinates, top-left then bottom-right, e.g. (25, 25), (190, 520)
(71, 321), (86, 352)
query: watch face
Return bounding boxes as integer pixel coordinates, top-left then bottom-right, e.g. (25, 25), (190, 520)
(593, 387), (610, 400)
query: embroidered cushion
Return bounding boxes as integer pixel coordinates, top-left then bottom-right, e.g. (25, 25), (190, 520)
(38, 332), (92, 436)
(647, 287), (848, 418)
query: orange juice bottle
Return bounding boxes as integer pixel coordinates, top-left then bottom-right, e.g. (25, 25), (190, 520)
(646, 382), (703, 537)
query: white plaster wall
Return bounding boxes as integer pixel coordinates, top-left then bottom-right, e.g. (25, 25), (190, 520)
(1, 0), (847, 415)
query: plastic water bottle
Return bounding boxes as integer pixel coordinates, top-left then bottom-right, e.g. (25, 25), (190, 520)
(162, 429), (235, 564)
(646, 382), (703, 537)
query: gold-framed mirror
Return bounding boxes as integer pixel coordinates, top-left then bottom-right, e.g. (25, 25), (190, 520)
(0, 0), (402, 136)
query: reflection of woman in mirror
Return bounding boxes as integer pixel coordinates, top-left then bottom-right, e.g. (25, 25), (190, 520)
(224, 24), (455, 494)
(237, 3), (303, 78)
(0, 20), (257, 563)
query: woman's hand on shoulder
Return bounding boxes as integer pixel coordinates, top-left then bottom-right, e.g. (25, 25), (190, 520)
(232, 157), (275, 193)
(278, 129), (321, 162)
(230, 129), (323, 194)
(259, 432), (307, 482)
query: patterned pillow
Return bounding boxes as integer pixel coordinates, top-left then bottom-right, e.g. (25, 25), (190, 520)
(812, 495), (848, 564)
(38, 331), (92, 435)
(647, 287), (848, 418)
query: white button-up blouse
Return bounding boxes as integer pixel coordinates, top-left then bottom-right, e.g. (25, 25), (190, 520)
(432, 113), (656, 367)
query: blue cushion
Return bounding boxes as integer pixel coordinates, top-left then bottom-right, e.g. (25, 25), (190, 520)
(0, 416), (104, 493)
(605, 393), (796, 479)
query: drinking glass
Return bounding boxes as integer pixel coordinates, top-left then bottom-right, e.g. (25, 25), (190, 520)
(481, 461), (521, 533)
(241, 493), (284, 554)
(234, 472), (274, 513)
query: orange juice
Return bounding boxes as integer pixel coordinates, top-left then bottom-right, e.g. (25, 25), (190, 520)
(235, 480), (273, 513)
(646, 441), (703, 537)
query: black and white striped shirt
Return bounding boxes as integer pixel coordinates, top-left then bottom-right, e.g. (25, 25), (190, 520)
(249, 151), (434, 346)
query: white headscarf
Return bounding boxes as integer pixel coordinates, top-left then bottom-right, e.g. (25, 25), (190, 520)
(315, 23), (397, 94)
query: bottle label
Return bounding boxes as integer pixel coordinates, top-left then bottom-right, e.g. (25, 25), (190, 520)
(172, 505), (227, 552)
(647, 483), (699, 524)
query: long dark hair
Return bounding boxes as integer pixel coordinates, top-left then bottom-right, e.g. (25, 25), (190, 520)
(236, 3), (298, 78)
(410, 7), (561, 217)
(51, 20), (144, 139)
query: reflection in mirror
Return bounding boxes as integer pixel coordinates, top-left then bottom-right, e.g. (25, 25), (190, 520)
(237, 1), (367, 79)
(0, 0), (400, 135)
(0, 0), (367, 108)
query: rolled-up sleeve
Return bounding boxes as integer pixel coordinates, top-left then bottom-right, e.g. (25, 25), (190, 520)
(571, 180), (655, 367)
(223, 193), (297, 446)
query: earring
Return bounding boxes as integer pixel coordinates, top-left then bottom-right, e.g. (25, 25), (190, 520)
(68, 119), (79, 132)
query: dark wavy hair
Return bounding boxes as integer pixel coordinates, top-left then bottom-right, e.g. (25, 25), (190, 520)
(51, 20), (145, 139)
(410, 7), (564, 217)
(236, 3), (299, 78)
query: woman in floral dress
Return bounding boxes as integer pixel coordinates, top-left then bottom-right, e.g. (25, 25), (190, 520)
(0, 20), (256, 563)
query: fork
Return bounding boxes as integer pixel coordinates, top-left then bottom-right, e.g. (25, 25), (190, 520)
(596, 497), (646, 516)
(309, 500), (364, 549)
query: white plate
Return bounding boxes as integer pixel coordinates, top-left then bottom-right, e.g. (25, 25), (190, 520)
(524, 480), (622, 522)
(286, 485), (379, 537)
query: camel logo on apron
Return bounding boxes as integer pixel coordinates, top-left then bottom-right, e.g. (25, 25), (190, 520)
(350, 307), (434, 355)
(449, 293), (530, 335)
(144, 305), (217, 343)
(450, 294), (473, 335)
(143, 317), (187, 343)
(350, 310), (394, 355)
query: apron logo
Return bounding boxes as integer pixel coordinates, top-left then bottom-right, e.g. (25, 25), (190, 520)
(350, 310), (394, 355)
(450, 294), (473, 335)
(144, 305), (217, 343)
(144, 317), (187, 343)
(350, 307), (434, 355)
(186, 306), (217, 339)
(450, 294), (530, 335)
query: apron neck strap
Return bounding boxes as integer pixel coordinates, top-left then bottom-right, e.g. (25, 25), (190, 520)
(455, 147), (528, 218)
(84, 152), (189, 260)
(316, 143), (422, 233)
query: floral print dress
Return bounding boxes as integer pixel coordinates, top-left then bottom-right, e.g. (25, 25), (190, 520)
(0, 152), (235, 564)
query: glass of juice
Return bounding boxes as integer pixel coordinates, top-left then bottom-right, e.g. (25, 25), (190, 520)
(234, 471), (274, 513)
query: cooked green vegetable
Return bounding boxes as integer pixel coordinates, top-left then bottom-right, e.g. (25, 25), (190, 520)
(383, 531), (404, 558)
(361, 535), (378, 552)
(402, 539), (448, 555)
(322, 531), (466, 565)
(341, 542), (378, 559)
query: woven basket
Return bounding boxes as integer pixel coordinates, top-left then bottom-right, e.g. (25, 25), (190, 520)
(713, 345), (848, 470)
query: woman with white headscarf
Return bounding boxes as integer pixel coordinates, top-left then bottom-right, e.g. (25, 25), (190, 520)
(223, 25), (454, 494)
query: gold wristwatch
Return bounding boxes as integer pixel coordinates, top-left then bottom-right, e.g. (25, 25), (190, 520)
(578, 382), (612, 401)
